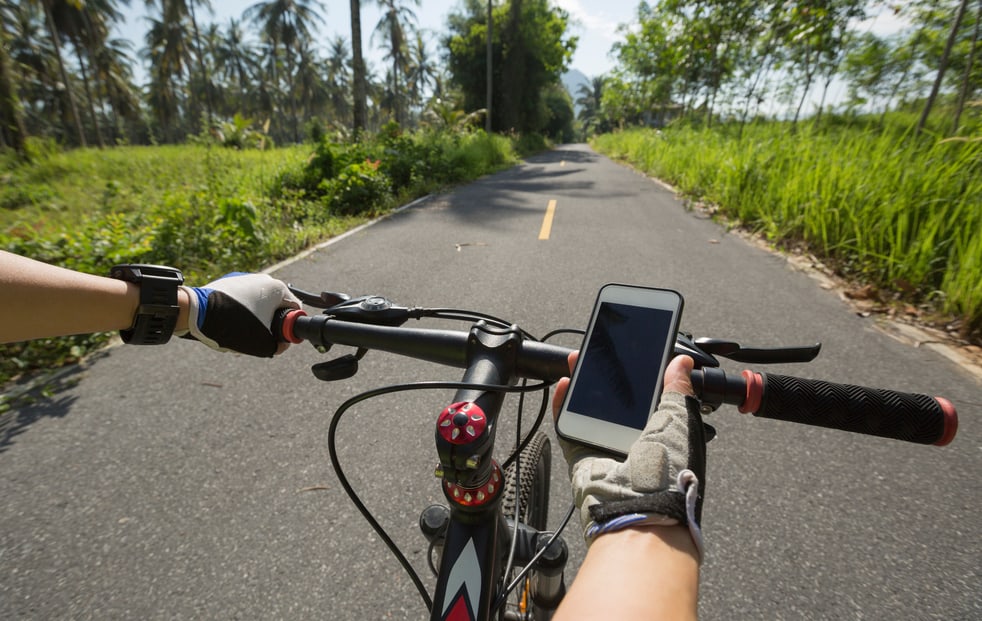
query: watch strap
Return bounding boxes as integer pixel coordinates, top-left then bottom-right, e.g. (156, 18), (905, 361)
(110, 264), (184, 345)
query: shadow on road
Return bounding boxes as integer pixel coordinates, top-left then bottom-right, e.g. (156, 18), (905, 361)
(0, 367), (84, 454)
(524, 146), (601, 165)
(405, 146), (635, 228)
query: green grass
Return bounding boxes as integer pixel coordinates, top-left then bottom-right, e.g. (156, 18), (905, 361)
(0, 129), (523, 386)
(1, 144), (309, 231)
(593, 121), (982, 338)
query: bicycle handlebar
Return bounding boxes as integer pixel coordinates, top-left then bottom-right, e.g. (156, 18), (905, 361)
(278, 309), (958, 447)
(691, 367), (957, 446)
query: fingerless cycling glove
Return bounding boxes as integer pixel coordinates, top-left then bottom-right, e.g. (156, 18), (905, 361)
(178, 272), (301, 357)
(560, 393), (707, 557)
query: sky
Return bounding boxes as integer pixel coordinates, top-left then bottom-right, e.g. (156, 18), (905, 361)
(115, 0), (644, 84)
(114, 0), (910, 106)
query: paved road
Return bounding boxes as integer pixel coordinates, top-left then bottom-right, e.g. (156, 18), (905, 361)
(2, 145), (979, 620)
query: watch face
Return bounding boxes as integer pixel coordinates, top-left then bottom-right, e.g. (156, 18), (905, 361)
(111, 264), (184, 284)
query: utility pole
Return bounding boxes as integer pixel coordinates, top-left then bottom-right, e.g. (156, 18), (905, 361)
(486, 0), (493, 133)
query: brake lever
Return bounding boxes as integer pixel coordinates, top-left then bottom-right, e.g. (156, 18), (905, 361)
(695, 338), (821, 364)
(288, 286), (350, 309)
(311, 348), (368, 381)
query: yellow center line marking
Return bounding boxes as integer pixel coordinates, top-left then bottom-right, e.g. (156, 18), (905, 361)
(539, 199), (557, 240)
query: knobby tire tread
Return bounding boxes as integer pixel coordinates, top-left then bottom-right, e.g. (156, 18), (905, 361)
(501, 431), (552, 620)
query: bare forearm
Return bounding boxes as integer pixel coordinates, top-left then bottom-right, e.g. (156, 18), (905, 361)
(0, 251), (189, 343)
(554, 525), (700, 620)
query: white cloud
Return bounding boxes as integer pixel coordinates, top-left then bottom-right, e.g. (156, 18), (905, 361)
(554, 0), (622, 44)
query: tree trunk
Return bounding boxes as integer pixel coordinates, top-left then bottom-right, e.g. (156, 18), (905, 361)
(485, 0), (492, 132)
(42, 0), (87, 147)
(288, 53), (299, 143)
(188, 1), (214, 135)
(917, 0), (969, 135)
(350, 0), (368, 135)
(952, 0), (981, 134)
(501, 0), (525, 132)
(0, 31), (28, 157)
(71, 29), (105, 148)
(739, 49), (774, 139)
(814, 72), (834, 127)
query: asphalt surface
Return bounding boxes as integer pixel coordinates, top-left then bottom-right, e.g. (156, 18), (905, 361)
(2, 144), (979, 620)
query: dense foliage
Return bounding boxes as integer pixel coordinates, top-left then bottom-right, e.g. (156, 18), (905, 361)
(577, 0), (980, 137)
(0, 0), (446, 150)
(0, 127), (519, 386)
(445, 0), (576, 138)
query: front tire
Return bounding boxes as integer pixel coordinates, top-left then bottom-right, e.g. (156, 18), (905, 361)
(501, 432), (553, 620)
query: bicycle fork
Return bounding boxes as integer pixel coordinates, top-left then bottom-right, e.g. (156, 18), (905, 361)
(420, 506), (568, 618)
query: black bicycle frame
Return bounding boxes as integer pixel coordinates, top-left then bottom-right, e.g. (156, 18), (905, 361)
(430, 320), (520, 621)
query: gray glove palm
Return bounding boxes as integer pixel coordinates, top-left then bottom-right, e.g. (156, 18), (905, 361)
(555, 355), (707, 556)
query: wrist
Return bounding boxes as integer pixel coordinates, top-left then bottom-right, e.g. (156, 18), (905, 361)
(557, 524), (699, 620)
(176, 287), (191, 334)
(597, 523), (700, 561)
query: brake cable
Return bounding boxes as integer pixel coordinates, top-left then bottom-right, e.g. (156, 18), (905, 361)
(327, 378), (553, 614)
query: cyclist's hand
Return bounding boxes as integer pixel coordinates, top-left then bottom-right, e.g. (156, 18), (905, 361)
(178, 273), (302, 357)
(552, 353), (707, 556)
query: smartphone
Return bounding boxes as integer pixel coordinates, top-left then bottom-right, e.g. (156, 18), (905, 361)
(556, 284), (684, 457)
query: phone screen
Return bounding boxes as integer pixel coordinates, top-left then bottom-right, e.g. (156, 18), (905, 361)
(566, 301), (676, 430)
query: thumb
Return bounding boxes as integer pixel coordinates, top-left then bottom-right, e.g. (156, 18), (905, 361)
(552, 351), (578, 421)
(663, 355), (695, 396)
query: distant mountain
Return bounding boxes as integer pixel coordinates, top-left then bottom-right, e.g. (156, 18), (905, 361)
(562, 69), (592, 115)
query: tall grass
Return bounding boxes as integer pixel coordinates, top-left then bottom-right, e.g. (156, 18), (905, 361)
(593, 122), (982, 336)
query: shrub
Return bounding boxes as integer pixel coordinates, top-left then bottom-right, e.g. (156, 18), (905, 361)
(321, 160), (393, 216)
(0, 128), (527, 385)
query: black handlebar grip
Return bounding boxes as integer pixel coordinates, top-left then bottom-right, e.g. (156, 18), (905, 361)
(749, 372), (958, 446)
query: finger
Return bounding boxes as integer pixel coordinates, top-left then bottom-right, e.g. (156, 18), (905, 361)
(551, 351), (578, 421)
(552, 377), (570, 421)
(663, 355), (695, 396)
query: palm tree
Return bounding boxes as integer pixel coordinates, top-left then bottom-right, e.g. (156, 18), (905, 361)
(92, 37), (140, 143)
(372, 0), (419, 124)
(151, 0), (213, 131)
(406, 30), (438, 118)
(576, 76), (604, 135)
(245, 0), (326, 142)
(38, 0), (86, 146)
(7, 3), (57, 134)
(144, 11), (193, 141)
(325, 36), (351, 126)
(294, 41), (328, 132)
(213, 18), (257, 118)
(250, 40), (277, 129)
(51, 0), (123, 148)
(185, 0), (214, 128)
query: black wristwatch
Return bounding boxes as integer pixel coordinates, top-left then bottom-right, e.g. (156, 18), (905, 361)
(110, 264), (184, 345)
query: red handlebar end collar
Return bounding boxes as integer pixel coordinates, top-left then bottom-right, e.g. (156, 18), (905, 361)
(282, 309), (307, 344)
(739, 370), (764, 414)
(933, 397), (958, 446)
